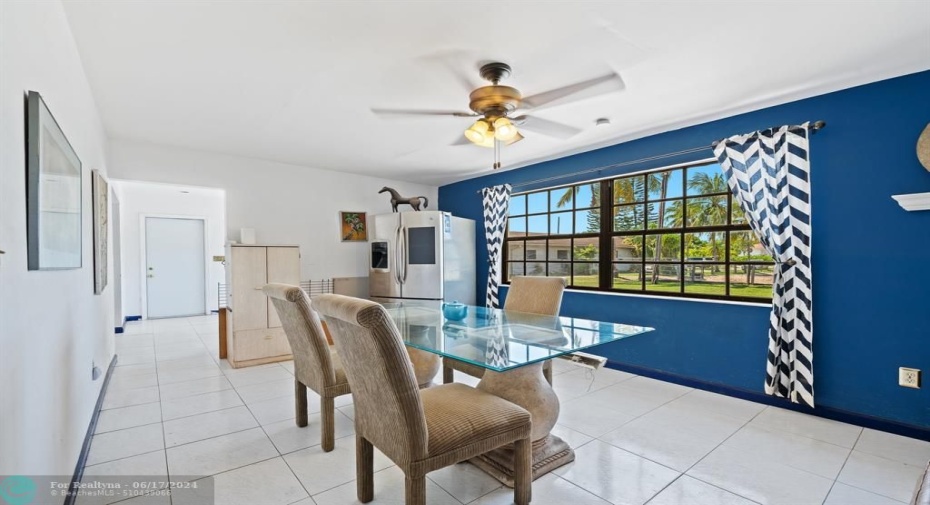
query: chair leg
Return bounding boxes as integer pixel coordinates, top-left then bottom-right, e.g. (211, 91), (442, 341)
(543, 360), (553, 386)
(442, 363), (454, 384)
(295, 380), (308, 428)
(514, 437), (532, 505)
(321, 396), (335, 452)
(356, 436), (374, 503)
(405, 475), (426, 505)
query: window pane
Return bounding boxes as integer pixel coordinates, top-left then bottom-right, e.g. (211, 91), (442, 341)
(729, 264), (774, 298)
(507, 241), (524, 261)
(527, 191), (548, 214)
(644, 264), (682, 293)
(525, 262), (546, 276)
(548, 262), (571, 277)
(686, 196), (728, 227)
(551, 188), (573, 211)
(573, 263), (599, 287)
(645, 234), (681, 261)
(686, 164), (727, 196)
(525, 239), (546, 260)
(614, 204), (645, 231)
(730, 230), (770, 261)
(509, 194), (526, 215)
(613, 176), (645, 204)
(507, 217), (525, 237)
(647, 200), (682, 229)
(575, 183), (600, 209)
(573, 237), (599, 260)
(507, 262), (524, 278)
(613, 263), (643, 290)
(647, 169), (683, 200)
(550, 212), (572, 235)
(612, 236), (642, 261)
(684, 232), (724, 262)
(731, 202), (747, 225)
(528, 215), (547, 235)
(549, 238), (570, 260)
(575, 209), (600, 233)
(684, 264), (726, 296)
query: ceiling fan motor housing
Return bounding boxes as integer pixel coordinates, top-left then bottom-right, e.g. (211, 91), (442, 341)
(469, 85), (522, 117)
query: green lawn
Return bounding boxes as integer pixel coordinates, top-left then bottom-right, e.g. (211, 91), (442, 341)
(566, 275), (772, 298)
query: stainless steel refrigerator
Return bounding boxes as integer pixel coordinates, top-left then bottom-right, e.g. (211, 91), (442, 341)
(369, 211), (476, 304)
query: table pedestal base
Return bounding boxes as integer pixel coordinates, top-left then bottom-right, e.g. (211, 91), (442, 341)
(469, 434), (574, 487)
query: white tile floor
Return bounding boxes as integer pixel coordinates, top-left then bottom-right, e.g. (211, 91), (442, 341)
(82, 315), (930, 505)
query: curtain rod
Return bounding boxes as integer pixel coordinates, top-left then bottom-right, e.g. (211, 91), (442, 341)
(476, 120), (826, 194)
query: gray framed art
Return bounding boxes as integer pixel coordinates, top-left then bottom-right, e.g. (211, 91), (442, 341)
(92, 170), (108, 294)
(26, 91), (82, 270)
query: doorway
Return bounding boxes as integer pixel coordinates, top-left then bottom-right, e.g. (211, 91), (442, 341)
(144, 217), (206, 318)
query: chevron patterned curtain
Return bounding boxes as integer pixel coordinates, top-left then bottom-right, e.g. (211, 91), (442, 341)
(713, 123), (814, 407)
(481, 184), (512, 308)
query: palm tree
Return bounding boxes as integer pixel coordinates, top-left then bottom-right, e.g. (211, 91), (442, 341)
(686, 172), (728, 271)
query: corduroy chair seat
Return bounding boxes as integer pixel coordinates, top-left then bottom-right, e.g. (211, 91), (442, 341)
(325, 347), (349, 394)
(421, 384), (530, 457)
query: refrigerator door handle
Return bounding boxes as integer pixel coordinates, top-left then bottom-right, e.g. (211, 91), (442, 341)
(394, 226), (403, 285)
(401, 226), (409, 283)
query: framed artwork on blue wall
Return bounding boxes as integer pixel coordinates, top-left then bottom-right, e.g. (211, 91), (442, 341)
(25, 91), (83, 270)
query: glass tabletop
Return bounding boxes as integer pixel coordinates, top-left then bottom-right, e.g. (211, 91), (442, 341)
(379, 300), (654, 372)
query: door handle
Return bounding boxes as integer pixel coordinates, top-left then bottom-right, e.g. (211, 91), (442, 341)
(394, 226), (403, 285)
(147, 274), (154, 278)
(401, 228), (408, 284)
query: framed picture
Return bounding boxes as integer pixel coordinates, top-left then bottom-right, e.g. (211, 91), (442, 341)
(340, 211), (367, 242)
(92, 170), (109, 294)
(26, 91), (82, 270)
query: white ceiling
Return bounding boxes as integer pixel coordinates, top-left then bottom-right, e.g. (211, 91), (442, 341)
(62, 1), (930, 186)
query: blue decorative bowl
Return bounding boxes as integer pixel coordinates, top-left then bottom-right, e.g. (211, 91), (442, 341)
(442, 302), (468, 321)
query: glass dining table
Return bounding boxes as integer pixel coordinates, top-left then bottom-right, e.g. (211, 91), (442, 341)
(379, 299), (654, 486)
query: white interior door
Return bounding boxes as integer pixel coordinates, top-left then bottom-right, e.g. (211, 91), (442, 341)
(145, 217), (205, 318)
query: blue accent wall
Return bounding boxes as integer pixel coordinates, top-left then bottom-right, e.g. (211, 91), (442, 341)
(438, 71), (930, 429)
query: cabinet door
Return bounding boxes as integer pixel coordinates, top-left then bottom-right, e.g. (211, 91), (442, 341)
(232, 247), (268, 331)
(266, 247), (300, 328)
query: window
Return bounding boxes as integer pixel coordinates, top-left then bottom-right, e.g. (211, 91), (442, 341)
(504, 160), (774, 301)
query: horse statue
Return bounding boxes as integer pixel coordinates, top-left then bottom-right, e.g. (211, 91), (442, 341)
(378, 187), (429, 212)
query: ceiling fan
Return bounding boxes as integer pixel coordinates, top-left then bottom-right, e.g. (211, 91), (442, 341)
(372, 62), (624, 168)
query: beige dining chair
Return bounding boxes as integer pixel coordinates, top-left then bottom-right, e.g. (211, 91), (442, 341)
(442, 276), (567, 385)
(263, 284), (351, 452)
(313, 294), (532, 505)
(264, 284), (440, 452)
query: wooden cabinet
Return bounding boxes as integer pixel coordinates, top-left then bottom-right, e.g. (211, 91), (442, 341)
(225, 244), (300, 368)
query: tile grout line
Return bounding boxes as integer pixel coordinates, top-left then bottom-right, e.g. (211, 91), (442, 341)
(820, 428), (864, 505)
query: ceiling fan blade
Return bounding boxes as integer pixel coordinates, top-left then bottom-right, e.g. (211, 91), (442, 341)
(450, 134), (472, 146)
(512, 115), (582, 139)
(371, 108), (476, 118)
(521, 72), (625, 110)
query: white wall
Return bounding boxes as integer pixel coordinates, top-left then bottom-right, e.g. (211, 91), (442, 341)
(108, 139), (439, 279)
(0, 1), (114, 475)
(111, 181), (226, 318)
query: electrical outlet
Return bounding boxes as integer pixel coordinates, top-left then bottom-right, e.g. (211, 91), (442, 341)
(899, 367), (921, 389)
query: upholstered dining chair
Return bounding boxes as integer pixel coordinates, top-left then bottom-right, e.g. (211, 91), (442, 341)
(314, 294), (533, 505)
(442, 276), (567, 385)
(263, 284), (351, 452)
(264, 284), (440, 452)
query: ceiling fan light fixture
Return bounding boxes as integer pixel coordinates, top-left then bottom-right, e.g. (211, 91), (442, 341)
(464, 119), (491, 144)
(493, 117), (518, 141)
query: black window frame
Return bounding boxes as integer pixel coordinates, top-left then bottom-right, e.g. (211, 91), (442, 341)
(502, 159), (774, 303)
